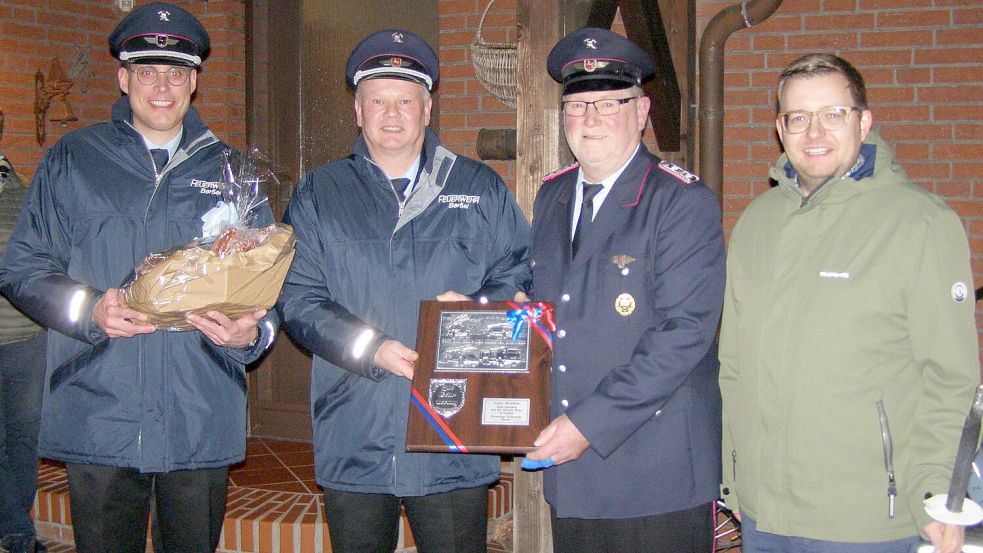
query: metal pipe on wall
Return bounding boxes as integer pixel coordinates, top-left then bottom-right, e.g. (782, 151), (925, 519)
(698, 0), (783, 206)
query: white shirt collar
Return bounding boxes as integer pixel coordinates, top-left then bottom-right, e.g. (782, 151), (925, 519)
(570, 144), (640, 237)
(141, 130), (182, 164)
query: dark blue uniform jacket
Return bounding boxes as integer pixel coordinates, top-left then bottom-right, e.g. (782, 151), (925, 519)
(530, 146), (725, 518)
(278, 128), (531, 496)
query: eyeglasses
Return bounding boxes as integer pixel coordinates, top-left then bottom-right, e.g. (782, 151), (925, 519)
(128, 65), (193, 87)
(778, 106), (861, 134)
(561, 97), (639, 117)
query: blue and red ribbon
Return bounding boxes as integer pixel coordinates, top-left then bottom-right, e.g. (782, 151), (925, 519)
(506, 300), (555, 351)
(410, 386), (470, 453)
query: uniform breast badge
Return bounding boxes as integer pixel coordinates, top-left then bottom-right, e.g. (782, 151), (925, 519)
(611, 254), (637, 316)
(615, 293), (635, 316)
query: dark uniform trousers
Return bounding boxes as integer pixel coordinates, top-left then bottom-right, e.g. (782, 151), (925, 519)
(551, 502), (714, 553)
(323, 485), (489, 553)
(66, 463), (228, 553)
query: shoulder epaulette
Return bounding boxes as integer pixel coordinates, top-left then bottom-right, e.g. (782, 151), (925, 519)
(542, 162), (580, 183)
(658, 160), (699, 184)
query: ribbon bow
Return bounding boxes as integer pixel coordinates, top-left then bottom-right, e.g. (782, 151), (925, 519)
(506, 301), (556, 342)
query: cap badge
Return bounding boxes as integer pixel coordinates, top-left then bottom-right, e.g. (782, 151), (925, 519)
(143, 35), (178, 49)
(390, 57), (403, 67)
(158, 10), (171, 22)
(584, 59), (598, 72)
(392, 32), (404, 43)
(584, 38), (598, 50)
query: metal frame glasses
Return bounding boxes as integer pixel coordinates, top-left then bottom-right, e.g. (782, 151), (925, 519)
(128, 65), (193, 87)
(561, 96), (640, 117)
(778, 106), (861, 134)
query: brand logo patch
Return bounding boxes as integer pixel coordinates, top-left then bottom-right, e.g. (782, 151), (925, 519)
(952, 282), (969, 303)
(191, 179), (223, 196)
(438, 194), (479, 209)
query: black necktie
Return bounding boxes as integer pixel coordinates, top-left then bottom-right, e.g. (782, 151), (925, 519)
(391, 178), (411, 202)
(572, 183), (603, 257)
(150, 148), (169, 173)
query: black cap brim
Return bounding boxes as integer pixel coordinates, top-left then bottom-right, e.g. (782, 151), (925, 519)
(562, 78), (635, 95)
(124, 55), (198, 67)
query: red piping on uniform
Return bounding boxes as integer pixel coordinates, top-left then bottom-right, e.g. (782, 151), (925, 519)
(620, 161), (653, 208)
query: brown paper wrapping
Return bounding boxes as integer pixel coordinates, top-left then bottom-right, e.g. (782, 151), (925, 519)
(122, 224), (296, 330)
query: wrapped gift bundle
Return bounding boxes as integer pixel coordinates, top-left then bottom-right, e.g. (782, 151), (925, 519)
(121, 148), (295, 330)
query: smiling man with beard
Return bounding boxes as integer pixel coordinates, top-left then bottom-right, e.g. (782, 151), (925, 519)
(277, 29), (530, 553)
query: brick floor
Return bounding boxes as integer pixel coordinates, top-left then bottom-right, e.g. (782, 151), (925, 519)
(33, 438), (514, 553)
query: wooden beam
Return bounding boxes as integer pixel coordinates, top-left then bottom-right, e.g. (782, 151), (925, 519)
(515, 0), (569, 220)
(585, 0), (619, 28)
(514, 0), (567, 551)
(620, 0), (681, 152)
(476, 127), (517, 161)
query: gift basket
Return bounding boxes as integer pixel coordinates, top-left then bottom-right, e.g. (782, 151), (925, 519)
(122, 148), (296, 331)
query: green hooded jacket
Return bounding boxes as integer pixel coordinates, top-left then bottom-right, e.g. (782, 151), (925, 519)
(720, 131), (980, 541)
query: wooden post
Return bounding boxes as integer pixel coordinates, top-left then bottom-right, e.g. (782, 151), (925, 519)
(514, 1), (567, 552)
(514, 0), (569, 221)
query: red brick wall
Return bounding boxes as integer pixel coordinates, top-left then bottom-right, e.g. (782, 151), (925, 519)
(438, 0), (983, 359)
(0, 0), (245, 182)
(4, 1), (980, 356)
(439, 0), (519, 188)
(693, 0), (983, 359)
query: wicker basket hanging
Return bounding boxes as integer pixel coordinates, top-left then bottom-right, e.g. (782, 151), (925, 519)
(469, 0), (518, 108)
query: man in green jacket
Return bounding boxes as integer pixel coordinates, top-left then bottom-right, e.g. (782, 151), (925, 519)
(720, 53), (978, 553)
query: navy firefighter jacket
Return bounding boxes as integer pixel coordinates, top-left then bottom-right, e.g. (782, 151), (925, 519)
(0, 97), (276, 472)
(278, 128), (531, 496)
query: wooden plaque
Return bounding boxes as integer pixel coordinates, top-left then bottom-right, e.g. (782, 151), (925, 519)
(406, 300), (552, 454)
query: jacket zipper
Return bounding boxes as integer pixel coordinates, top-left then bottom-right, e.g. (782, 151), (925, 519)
(875, 399), (897, 518)
(731, 449), (738, 482)
(135, 125), (219, 223)
(129, 125), (218, 465)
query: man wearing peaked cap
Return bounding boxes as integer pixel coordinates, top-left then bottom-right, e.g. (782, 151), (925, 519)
(345, 28), (439, 91)
(520, 28), (725, 552)
(278, 28), (530, 553)
(546, 27), (656, 94)
(109, 1), (210, 67)
(0, 3), (277, 553)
